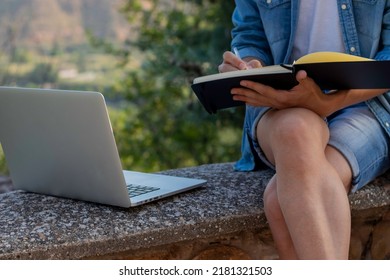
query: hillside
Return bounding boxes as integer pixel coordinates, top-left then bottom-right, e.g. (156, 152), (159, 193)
(0, 0), (130, 49)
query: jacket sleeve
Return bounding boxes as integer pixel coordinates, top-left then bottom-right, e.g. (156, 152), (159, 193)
(231, 0), (273, 65)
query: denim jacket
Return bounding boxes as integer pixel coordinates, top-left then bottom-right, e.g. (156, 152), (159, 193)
(232, 0), (390, 171)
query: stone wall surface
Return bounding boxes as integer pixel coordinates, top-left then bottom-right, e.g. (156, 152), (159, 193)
(0, 176), (13, 194)
(0, 163), (389, 260)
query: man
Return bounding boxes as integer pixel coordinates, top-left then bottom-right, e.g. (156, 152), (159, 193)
(219, 0), (390, 259)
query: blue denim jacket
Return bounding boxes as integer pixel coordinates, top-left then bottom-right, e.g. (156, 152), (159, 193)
(232, 0), (390, 171)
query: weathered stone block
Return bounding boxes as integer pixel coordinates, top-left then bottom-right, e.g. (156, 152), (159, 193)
(0, 163), (388, 259)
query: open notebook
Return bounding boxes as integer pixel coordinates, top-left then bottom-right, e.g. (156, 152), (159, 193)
(191, 51), (390, 113)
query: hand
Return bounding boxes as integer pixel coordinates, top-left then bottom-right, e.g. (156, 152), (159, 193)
(218, 51), (262, 73)
(231, 70), (390, 118)
(231, 70), (332, 117)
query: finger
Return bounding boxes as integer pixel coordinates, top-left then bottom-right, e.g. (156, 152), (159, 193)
(295, 69), (308, 82)
(223, 51), (247, 70)
(295, 70), (321, 92)
(239, 80), (275, 97)
(246, 59), (263, 69)
(231, 85), (270, 103)
(218, 63), (240, 73)
(231, 89), (273, 107)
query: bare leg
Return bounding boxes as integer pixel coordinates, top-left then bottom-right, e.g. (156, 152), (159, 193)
(263, 175), (298, 259)
(259, 108), (352, 259)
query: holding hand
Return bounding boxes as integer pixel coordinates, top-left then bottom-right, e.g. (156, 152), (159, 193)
(218, 51), (262, 73)
(230, 70), (331, 117)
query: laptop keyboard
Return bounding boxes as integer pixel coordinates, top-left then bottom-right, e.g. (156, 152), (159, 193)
(127, 184), (160, 198)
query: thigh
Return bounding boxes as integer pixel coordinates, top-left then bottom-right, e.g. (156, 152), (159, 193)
(327, 103), (390, 192)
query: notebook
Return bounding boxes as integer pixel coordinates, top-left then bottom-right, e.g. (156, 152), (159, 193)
(191, 51), (390, 114)
(0, 87), (207, 207)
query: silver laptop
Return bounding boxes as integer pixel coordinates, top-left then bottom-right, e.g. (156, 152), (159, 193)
(0, 87), (206, 207)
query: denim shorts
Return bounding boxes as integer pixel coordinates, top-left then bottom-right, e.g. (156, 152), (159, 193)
(251, 102), (390, 193)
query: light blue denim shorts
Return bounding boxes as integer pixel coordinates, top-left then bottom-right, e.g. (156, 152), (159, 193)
(251, 102), (390, 193)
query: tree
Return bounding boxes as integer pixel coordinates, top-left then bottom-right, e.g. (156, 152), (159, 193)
(110, 0), (243, 171)
(26, 62), (58, 86)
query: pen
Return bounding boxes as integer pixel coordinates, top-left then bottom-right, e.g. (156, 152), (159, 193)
(233, 47), (248, 70)
(233, 47), (242, 60)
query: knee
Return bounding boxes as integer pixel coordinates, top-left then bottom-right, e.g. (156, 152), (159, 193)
(267, 108), (327, 146)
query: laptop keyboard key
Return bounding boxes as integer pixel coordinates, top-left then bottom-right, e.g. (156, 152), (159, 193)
(127, 184), (160, 198)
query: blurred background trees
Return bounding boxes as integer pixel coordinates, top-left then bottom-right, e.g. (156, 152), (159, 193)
(110, 0), (243, 171)
(0, 0), (244, 174)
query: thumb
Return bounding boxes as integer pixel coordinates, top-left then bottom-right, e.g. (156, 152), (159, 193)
(295, 70), (308, 82)
(295, 70), (320, 91)
(296, 70), (318, 90)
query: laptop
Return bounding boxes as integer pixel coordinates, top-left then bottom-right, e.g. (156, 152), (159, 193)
(0, 87), (206, 207)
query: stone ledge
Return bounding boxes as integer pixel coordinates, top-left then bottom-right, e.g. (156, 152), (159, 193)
(0, 163), (388, 259)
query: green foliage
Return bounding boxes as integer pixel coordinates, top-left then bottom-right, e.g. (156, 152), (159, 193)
(10, 48), (30, 63)
(111, 0), (244, 171)
(122, 0), (234, 77)
(25, 63), (58, 85)
(0, 146), (9, 175)
(0, 0), (244, 175)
